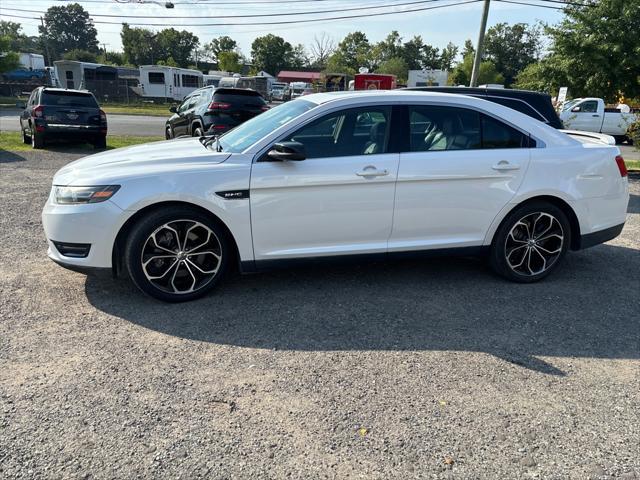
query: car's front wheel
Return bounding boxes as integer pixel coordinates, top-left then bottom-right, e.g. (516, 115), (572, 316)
(165, 126), (173, 140)
(124, 207), (229, 302)
(490, 201), (571, 283)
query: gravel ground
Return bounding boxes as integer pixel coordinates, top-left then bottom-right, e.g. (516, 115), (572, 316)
(1, 150), (639, 479)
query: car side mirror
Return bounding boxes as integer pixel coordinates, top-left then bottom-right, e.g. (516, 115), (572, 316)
(267, 141), (306, 161)
(169, 105), (177, 113)
(571, 106), (581, 112)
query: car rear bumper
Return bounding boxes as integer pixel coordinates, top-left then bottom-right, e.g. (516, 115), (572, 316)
(578, 222), (625, 250)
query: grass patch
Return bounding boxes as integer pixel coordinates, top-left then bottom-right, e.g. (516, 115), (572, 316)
(626, 160), (640, 171)
(101, 103), (174, 117)
(0, 131), (163, 152)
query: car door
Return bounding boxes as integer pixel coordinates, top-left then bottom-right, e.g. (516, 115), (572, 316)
(250, 105), (400, 261)
(563, 99), (601, 132)
(172, 93), (197, 137)
(389, 104), (532, 251)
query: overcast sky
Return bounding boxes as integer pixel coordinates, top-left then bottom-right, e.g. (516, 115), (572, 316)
(1, 0), (564, 57)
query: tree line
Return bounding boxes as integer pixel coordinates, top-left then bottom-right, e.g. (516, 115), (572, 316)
(1, 0), (638, 102)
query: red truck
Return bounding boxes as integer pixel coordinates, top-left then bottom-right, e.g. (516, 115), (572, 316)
(353, 73), (397, 90)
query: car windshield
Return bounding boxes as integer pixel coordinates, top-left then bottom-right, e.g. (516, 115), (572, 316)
(218, 99), (315, 153)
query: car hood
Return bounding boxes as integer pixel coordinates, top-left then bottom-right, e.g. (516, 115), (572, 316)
(53, 137), (231, 186)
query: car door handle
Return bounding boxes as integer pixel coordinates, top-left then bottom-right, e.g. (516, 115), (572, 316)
(356, 167), (389, 177)
(491, 161), (520, 171)
(592, 114), (600, 117)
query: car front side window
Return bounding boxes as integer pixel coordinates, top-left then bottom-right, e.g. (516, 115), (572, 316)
(282, 106), (392, 159)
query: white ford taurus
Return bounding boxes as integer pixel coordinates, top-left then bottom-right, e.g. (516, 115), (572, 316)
(42, 91), (629, 302)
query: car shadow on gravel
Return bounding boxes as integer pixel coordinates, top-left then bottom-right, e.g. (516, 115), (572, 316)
(85, 242), (640, 377)
(0, 149), (26, 163)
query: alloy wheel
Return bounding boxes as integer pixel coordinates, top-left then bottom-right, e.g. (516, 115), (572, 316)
(140, 219), (222, 294)
(504, 212), (564, 276)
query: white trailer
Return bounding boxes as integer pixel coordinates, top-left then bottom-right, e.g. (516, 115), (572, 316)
(407, 69), (448, 87)
(19, 53), (45, 70)
(132, 66), (203, 101)
(53, 60), (105, 90)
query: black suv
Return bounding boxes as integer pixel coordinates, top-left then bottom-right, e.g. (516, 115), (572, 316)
(165, 87), (269, 139)
(407, 86), (563, 129)
(19, 87), (107, 149)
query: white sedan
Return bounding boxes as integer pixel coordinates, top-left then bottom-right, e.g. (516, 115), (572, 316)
(42, 91), (629, 302)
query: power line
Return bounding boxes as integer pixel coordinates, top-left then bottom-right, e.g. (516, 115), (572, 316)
(2, 0), (482, 27)
(0, 0), (465, 19)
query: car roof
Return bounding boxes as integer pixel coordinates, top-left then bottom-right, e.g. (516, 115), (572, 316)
(41, 87), (93, 95)
(407, 86), (552, 98)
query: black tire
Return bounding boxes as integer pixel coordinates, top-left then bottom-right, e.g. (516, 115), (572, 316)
(124, 206), (230, 302)
(192, 125), (203, 137)
(490, 201), (571, 283)
(93, 137), (107, 149)
(31, 127), (45, 149)
(165, 126), (173, 140)
(22, 127), (31, 144)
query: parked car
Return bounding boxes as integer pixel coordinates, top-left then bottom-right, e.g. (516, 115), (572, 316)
(270, 82), (291, 102)
(42, 91), (629, 302)
(2, 68), (46, 82)
(408, 86), (564, 129)
(20, 87), (107, 149)
(559, 97), (637, 143)
(165, 87), (269, 139)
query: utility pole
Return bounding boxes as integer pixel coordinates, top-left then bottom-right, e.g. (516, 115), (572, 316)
(470, 0), (490, 87)
(40, 16), (52, 67)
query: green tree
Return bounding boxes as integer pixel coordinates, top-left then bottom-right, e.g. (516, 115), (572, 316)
(0, 35), (20, 73)
(401, 35), (427, 70)
(483, 22), (541, 86)
(203, 35), (238, 62)
(1, 21), (41, 54)
(376, 57), (408, 83)
(326, 31), (372, 74)
(39, 3), (99, 61)
(217, 50), (242, 73)
(62, 49), (98, 62)
(543, 0), (640, 101)
(439, 42), (459, 71)
(97, 51), (125, 66)
(449, 51), (504, 86)
(251, 34), (299, 75)
(155, 28), (199, 68)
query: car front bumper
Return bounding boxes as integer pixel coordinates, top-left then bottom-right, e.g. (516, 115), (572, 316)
(42, 192), (126, 271)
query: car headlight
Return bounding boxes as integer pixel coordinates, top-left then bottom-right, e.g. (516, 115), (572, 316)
(54, 185), (120, 204)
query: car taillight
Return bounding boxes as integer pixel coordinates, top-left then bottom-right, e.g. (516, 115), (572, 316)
(208, 102), (231, 111)
(615, 155), (627, 177)
(32, 105), (44, 118)
(211, 125), (226, 130)
(99, 109), (107, 122)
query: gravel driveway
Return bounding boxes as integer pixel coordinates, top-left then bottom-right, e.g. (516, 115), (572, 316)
(1, 150), (639, 479)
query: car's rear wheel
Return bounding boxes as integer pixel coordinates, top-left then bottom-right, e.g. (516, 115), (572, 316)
(124, 206), (229, 302)
(22, 127), (31, 144)
(165, 126), (173, 140)
(192, 126), (203, 137)
(93, 136), (107, 149)
(31, 127), (45, 149)
(490, 201), (571, 283)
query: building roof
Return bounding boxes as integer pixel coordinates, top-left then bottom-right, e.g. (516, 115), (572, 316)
(277, 71), (321, 81)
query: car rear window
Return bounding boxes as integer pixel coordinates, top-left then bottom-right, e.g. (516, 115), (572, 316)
(41, 91), (98, 108)
(213, 89), (266, 106)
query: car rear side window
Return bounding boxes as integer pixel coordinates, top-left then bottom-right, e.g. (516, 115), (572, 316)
(41, 91), (98, 108)
(481, 115), (529, 148)
(408, 105), (530, 151)
(409, 105), (481, 151)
